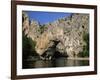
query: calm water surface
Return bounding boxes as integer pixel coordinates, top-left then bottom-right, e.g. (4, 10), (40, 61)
(23, 57), (89, 69)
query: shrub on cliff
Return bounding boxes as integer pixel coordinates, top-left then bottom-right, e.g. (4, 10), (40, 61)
(22, 31), (37, 59)
(78, 33), (89, 57)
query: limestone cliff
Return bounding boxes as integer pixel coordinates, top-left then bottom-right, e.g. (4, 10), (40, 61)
(22, 12), (89, 59)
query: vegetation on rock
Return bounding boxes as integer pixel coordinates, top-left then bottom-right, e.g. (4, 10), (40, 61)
(22, 31), (37, 59)
(78, 33), (89, 57)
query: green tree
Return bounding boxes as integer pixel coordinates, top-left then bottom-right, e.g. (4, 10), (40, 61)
(22, 31), (38, 68)
(79, 33), (89, 57)
(22, 31), (37, 59)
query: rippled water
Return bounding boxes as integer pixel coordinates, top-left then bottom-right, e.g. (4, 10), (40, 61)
(23, 57), (89, 69)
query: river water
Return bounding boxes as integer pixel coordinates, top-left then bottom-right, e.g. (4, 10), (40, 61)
(23, 57), (89, 69)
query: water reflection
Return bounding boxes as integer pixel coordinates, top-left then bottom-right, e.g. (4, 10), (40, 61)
(23, 57), (89, 69)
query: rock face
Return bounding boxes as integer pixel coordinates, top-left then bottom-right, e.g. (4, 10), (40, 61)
(22, 12), (89, 59)
(22, 12), (40, 41)
(22, 12), (30, 35)
(28, 20), (40, 41)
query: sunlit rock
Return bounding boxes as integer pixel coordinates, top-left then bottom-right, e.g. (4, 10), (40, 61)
(22, 12), (89, 59)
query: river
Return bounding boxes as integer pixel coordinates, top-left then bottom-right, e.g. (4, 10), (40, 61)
(23, 57), (89, 69)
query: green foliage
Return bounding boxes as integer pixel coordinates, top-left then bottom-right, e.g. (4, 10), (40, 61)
(22, 31), (37, 59)
(40, 25), (47, 34)
(22, 31), (39, 68)
(40, 26), (44, 34)
(79, 33), (89, 57)
(83, 33), (89, 46)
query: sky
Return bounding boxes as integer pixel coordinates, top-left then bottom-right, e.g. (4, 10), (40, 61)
(23, 11), (72, 25)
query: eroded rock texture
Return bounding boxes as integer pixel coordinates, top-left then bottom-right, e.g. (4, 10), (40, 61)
(22, 12), (89, 59)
